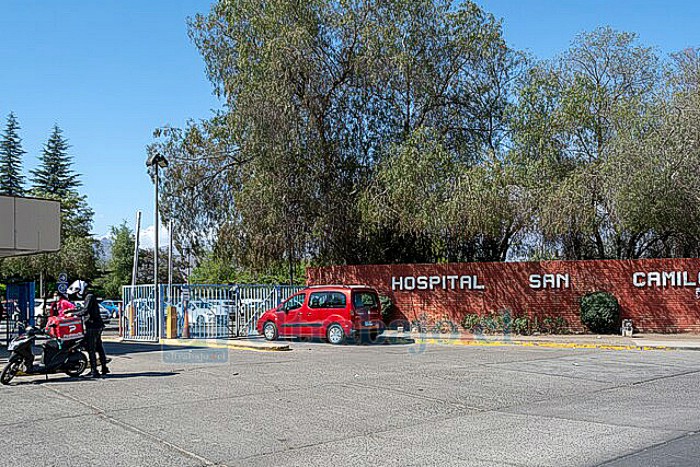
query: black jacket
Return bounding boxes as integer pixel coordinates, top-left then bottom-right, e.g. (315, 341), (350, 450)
(75, 294), (104, 329)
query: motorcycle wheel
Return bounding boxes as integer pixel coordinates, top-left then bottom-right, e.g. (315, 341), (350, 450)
(1, 361), (20, 385)
(64, 354), (88, 378)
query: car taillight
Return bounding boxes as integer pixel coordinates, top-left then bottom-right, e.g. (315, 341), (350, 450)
(350, 309), (356, 319)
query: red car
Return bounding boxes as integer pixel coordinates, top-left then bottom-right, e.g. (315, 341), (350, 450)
(257, 285), (383, 344)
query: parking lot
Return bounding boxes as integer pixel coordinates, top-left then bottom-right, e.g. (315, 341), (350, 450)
(1, 339), (699, 466)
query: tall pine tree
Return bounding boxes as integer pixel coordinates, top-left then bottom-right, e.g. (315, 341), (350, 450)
(0, 112), (27, 196)
(1, 125), (98, 284)
(32, 125), (78, 197)
(31, 125), (94, 237)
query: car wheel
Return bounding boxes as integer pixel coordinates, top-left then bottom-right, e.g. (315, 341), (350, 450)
(263, 322), (278, 341)
(326, 323), (346, 345)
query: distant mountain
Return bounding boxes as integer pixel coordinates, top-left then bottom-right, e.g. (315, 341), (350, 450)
(96, 236), (113, 263)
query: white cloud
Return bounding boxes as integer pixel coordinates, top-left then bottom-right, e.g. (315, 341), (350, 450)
(139, 224), (171, 250)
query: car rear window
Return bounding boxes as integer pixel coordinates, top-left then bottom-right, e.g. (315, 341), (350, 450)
(353, 292), (378, 309)
(309, 292), (347, 309)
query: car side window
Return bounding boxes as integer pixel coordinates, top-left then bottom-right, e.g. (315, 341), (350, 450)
(285, 294), (306, 311)
(327, 292), (346, 308)
(309, 292), (346, 309)
(309, 293), (324, 308)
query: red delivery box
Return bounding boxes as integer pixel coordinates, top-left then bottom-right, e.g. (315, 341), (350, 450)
(47, 316), (84, 340)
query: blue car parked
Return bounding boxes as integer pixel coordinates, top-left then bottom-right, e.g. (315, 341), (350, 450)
(100, 300), (121, 319)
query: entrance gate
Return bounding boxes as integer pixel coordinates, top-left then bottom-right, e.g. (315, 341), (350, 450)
(121, 284), (302, 341)
(121, 285), (158, 342)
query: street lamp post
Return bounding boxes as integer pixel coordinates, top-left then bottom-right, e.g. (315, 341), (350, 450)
(146, 153), (168, 339)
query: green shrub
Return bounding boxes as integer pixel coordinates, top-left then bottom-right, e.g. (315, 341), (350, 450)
(378, 294), (395, 321)
(580, 291), (620, 333)
(482, 314), (504, 334)
(540, 317), (555, 333)
(512, 317), (532, 335)
(434, 318), (459, 334)
(463, 312), (535, 335)
(461, 313), (480, 331)
(501, 309), (513, 332)
(536, 315), (571, 334)
(552, 316), (569, 334)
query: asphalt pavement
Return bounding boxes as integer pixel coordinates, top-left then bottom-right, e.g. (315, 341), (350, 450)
(1, 339), (699, 466)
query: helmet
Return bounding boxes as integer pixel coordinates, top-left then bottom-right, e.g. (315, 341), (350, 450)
(66, 280), (88, 300)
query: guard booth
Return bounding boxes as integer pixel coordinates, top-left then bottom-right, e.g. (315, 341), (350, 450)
(1, 282), (36, 346)
(0, 195), (61, 347)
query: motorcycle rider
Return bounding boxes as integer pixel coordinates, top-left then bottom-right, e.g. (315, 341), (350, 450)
(53, 291), (76, 317)
(66, 280), (110, 378)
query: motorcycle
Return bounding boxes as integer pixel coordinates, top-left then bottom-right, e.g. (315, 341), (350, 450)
(1, 325), (88, 385)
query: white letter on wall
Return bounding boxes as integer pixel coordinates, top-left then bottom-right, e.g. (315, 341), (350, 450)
(632, 272), (646, 288)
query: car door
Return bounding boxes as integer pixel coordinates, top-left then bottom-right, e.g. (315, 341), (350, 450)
(306, 292), (325, 337)
(307, 291), (347, 337)
(352, 290), (381, 327)
(277, 293), (306, 337)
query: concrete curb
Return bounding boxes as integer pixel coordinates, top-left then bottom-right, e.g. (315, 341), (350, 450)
(103, 337), (290, 352)
(377, 329), (700, 351)
(103, 337), (124, 343)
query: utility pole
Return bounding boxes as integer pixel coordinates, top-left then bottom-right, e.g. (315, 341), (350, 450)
(154, 164), (160, 337)
(131, 211), (141, 287)
(168, 219), (173, 304)
(146, 153), (168, 339)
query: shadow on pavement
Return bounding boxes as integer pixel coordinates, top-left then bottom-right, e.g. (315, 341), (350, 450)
(85, 371), (180, 380)
(287, 336), (415, 346)
(104, 342), (209, 356)
(2, 343), (192, 364)
(6, 371), (180, 386)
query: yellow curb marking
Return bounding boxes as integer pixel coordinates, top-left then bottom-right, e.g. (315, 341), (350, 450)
(109, 338), (289, 352)
(413, 337), (667, 351)
(160, 339), (290, 352)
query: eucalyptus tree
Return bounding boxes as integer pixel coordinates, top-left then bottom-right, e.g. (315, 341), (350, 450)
(155, 0), (525, 271)
(513, 27), (662, 259)
(162, 0), (370, 273)
(606, 47), (700, 258)
(359, 1), (526, 262)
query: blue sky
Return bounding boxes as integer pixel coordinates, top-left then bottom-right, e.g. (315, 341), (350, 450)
(1, 1), (699, 242)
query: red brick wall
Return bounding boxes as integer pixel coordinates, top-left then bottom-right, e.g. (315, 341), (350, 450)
(307, 259), (700, 333)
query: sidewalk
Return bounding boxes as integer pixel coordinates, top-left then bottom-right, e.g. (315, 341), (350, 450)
(385, 330), (700, 351)
(103, 336), (290, 352)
